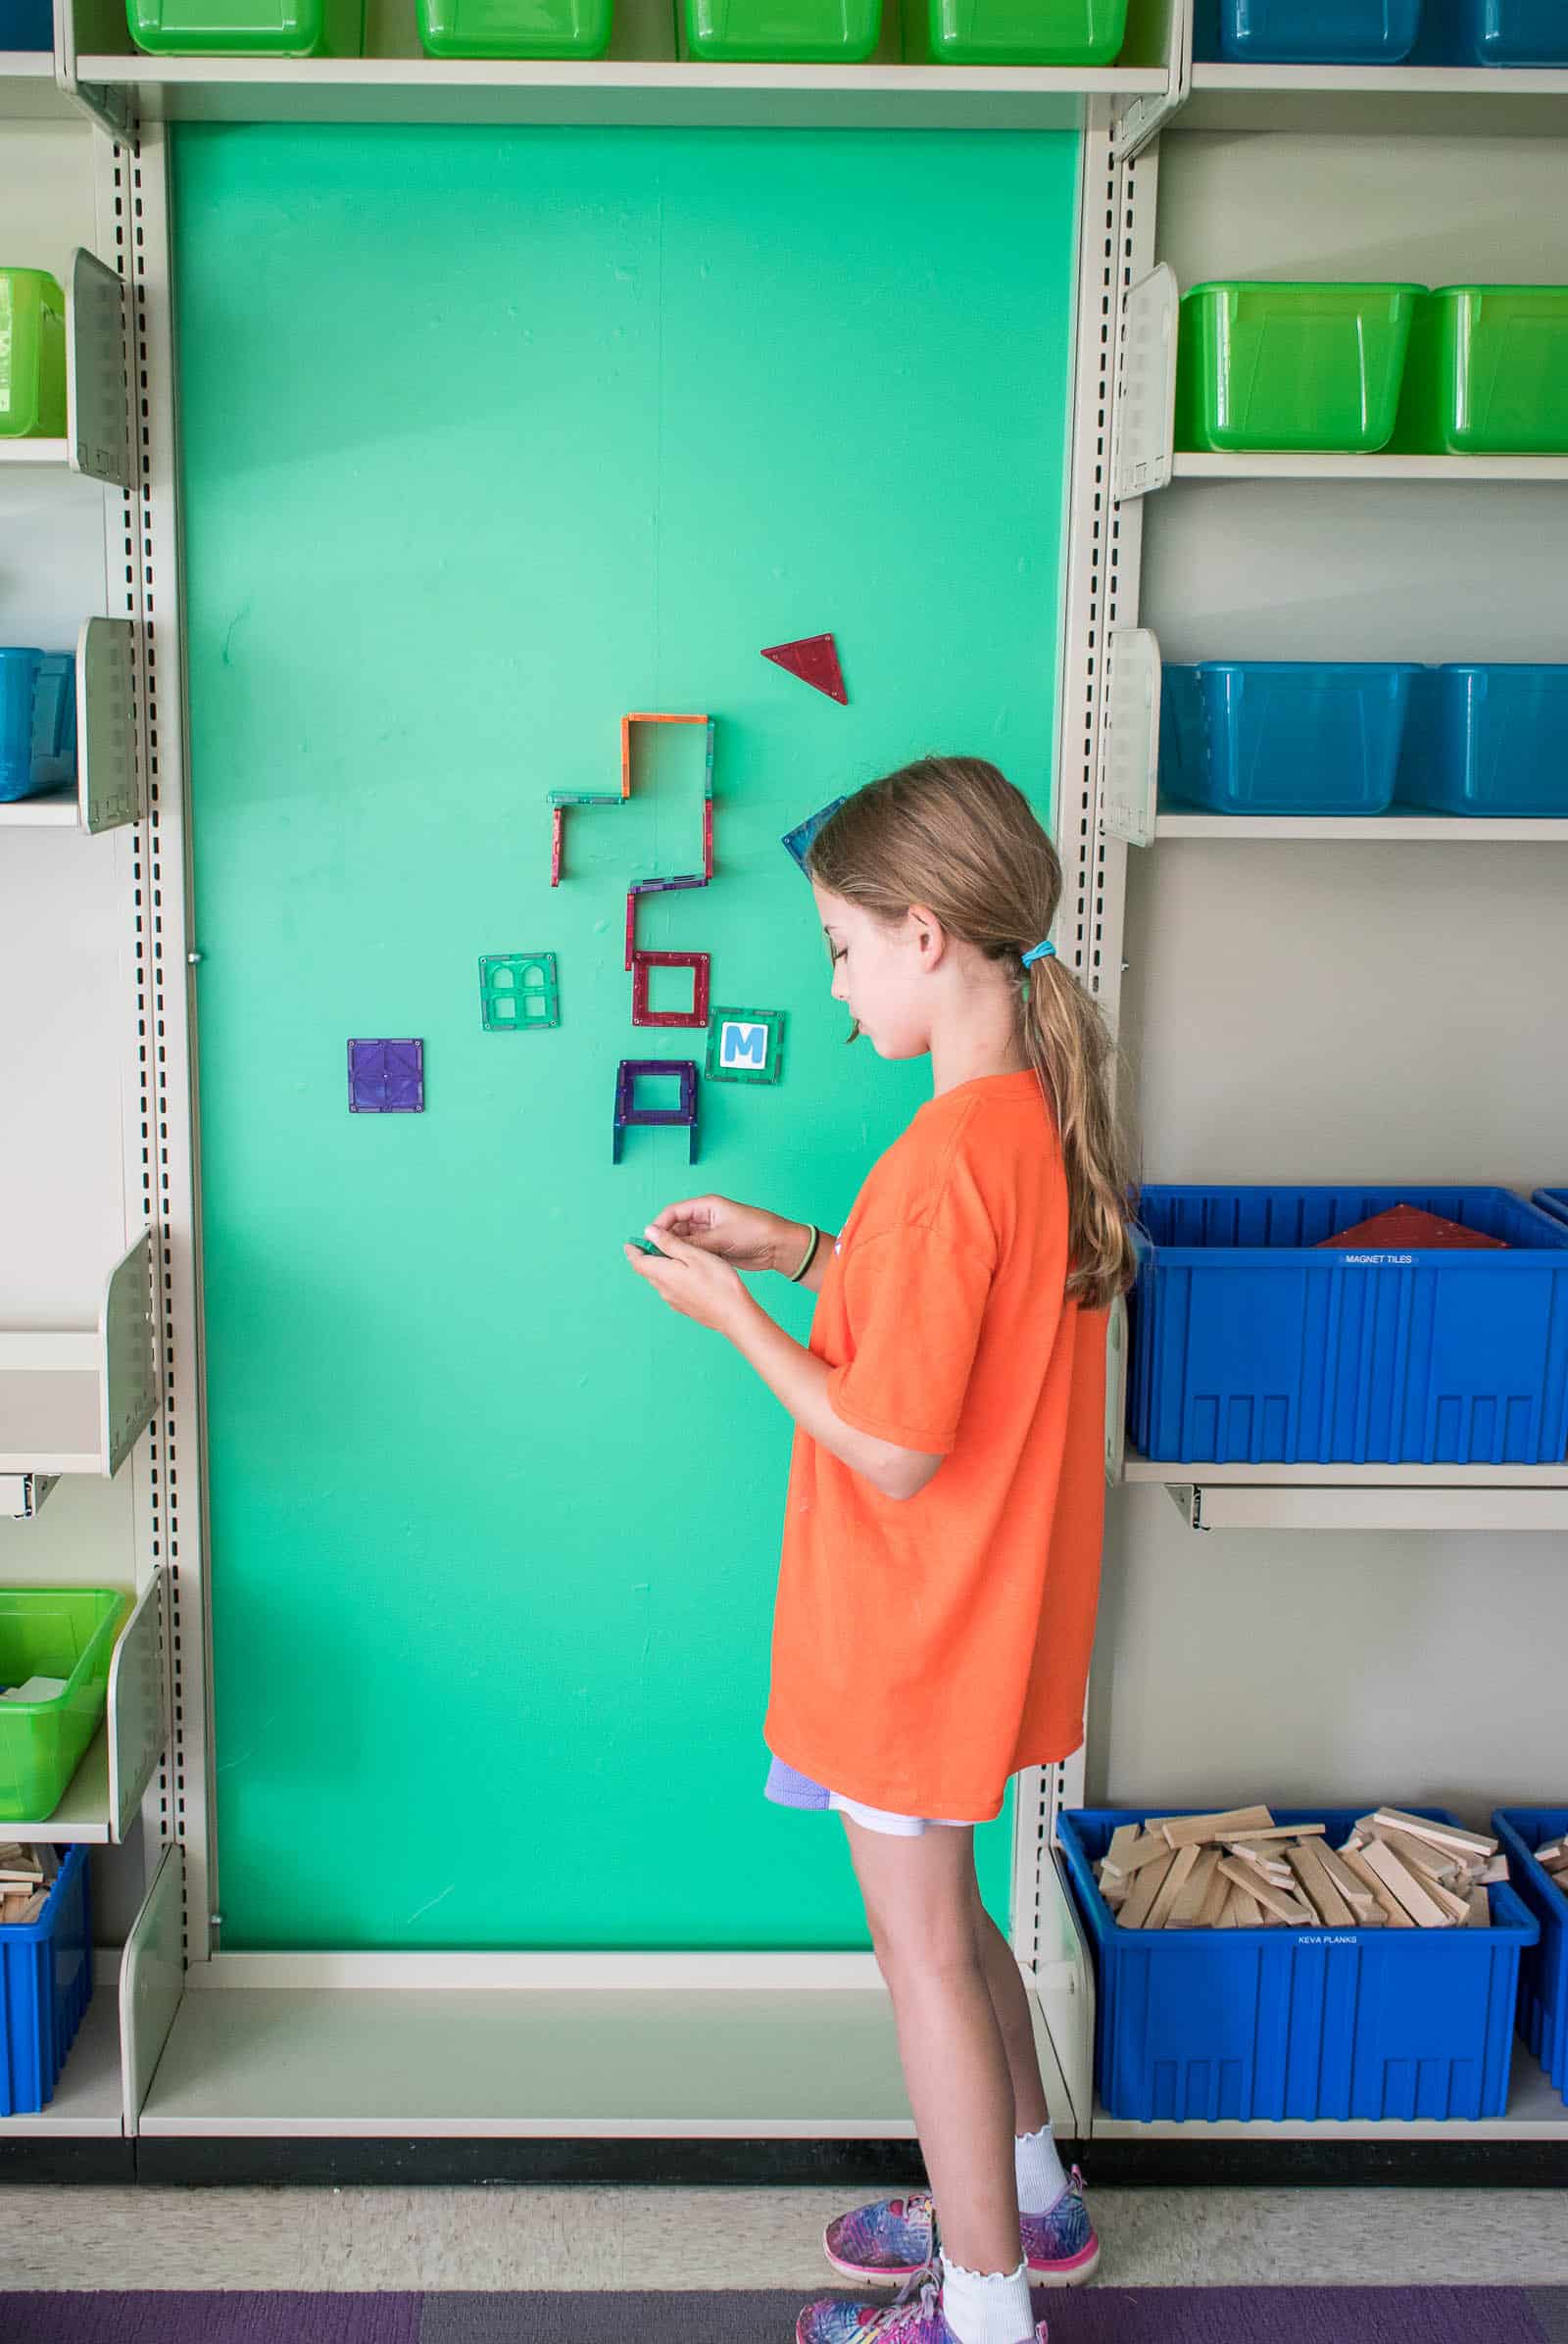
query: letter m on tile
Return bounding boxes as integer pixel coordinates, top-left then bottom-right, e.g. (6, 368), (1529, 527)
(721, 1021), (767, 1070)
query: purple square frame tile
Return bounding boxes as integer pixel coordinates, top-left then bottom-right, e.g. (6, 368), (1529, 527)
(349, 1039), (425, 1114)
(613, 1058), (699, 1165)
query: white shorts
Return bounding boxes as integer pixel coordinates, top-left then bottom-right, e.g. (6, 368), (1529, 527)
(827, 1790), (971, 1837)
(763, 1751), (972, 1835)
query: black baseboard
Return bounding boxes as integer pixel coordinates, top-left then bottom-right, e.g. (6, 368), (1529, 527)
(0, 2139), (134, 2183)
(132, 2136), (939, 2188)
(128, 2133), (1568, 2189)
(1068, 2137), (1568, 2187)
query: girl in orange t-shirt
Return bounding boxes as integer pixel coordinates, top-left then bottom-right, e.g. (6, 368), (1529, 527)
(625, 757), (1134, 2344)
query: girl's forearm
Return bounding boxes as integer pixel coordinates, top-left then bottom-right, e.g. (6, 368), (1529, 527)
(772, 1218), (834, 1295)
(727, 1292), (908, 1494)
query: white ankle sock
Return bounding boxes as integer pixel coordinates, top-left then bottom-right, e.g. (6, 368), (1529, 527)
(938, 2250), (1033, 2344)
(1012, 2122), (1067, 2216)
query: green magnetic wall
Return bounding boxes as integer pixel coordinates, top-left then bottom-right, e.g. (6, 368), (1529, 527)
(172, 121), (1079, 1950)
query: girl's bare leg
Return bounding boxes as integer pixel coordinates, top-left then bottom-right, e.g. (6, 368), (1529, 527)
(840, 1816), (1023, 2280)
(969, 1892), (1052, 2137)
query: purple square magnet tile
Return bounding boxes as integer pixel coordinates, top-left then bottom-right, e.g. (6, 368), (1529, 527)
(349, 1039), (424, 1114)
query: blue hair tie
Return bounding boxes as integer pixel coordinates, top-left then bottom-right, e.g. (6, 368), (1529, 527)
(1021, 940), (1056, 967)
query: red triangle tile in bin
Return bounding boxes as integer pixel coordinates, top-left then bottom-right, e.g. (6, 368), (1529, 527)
(1317, 1204), (1507, 1251)
(761, 633), (848, 705)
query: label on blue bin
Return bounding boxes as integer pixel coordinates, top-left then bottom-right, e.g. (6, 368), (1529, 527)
(1341, 1253), (1414, 1267)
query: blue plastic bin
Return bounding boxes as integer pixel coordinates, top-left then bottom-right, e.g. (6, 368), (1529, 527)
(0, 1843), (91, 2117)
(0, 0), (53, 41)
(0, 647), (75, 804)
(1060, 1807), (1537, 2124)
(1202, 0), (1421, 63)
(1415, 0), (1568, 64)
(1534, 1190), (1568, 1232)
(1396, 664), (1568, 818)
(1128, 1185), (1568, 1465)
(1160, 661), (1418, 817)
(0, 650), (43, 800)
(1494, 1810), (1568, 2102)
(31, 652), (75, 791)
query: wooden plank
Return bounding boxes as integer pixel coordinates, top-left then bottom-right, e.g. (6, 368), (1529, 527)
(1367, 1809), (1497, 1861)
(1157, 1806), (1274, 1848)
(1196, 1857), (1234, 1929)
(1339, 1842), (1414, 1928)
(1117, 1855), (1172, 1929)
(1167, 1846), (1222, 1929)
(1216, 1857), (1312, 1926)
(1223, 1823), (1326, 1844)
(1145, 1843), (1200, 1929)
(1116, 1830), (1177, 1878)
(1315, 1840), (1382, 1924)
(1399, 1855), (1470, 1926)
(1378, 1827), (1462, 1884)
(1101, 1824), (1144, 1880)
(1221, 1839), (1294, 1885)
(1359, 1836), (1452, 1928)
(1286, 1840), (1355, 1929)
(1224, 1880), (1265, 1928)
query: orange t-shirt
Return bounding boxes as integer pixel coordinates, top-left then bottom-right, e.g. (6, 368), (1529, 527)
(762, 1067), (1108, 1824)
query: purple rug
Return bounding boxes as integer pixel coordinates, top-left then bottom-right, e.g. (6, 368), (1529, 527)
(1, 2290), (1565, 2344)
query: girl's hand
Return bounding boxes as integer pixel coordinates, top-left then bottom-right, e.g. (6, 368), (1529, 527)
(623, 1225), (755, 1338)
(645, 1194), (799, 1277)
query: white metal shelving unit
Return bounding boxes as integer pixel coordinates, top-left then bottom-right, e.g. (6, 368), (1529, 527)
(1152, 813), (1568, 841)
(61, 0), (1177, 128)
(1172, 451), (1568, 480)
(1024, 36), (1568, 2156)
(5, 0), (1190, 2154)
(1181, 60), (1568, 137)
(0, 76), (179, 2144)
(9, 0), (1567, 2162)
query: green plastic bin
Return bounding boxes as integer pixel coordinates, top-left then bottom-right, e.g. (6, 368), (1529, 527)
(910, 0), (1126, 61)
(905, 0), (1124, 59)
(417, 0), (609, 51)
(1393, 285), (1568, 456)
(0, 270), (66, 443)
(1176, 279), (1422, 455)
(127, 0), (361, 56)
(685, 0), (879, 62)
(0, 1589), (128, 1824)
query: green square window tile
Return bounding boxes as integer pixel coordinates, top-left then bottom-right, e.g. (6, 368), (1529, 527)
(480, 952), (560, 1032)
(706, 1005), (785, 1085)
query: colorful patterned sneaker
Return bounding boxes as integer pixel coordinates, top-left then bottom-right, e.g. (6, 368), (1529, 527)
(797, 2262), (1047, 2344)
(823, 2172), (1099, 2289)
(1019, 2170), (1100, 2287)
(823, 2194), (940, 2288)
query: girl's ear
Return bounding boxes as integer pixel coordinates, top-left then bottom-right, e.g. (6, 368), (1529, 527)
(906, 903), (948, 966)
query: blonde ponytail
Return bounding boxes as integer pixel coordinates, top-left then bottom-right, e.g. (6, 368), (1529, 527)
(1017, 950), (1136, 1309)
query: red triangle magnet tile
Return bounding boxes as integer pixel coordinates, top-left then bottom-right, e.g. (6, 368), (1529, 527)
(761, 633), (848, 706)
